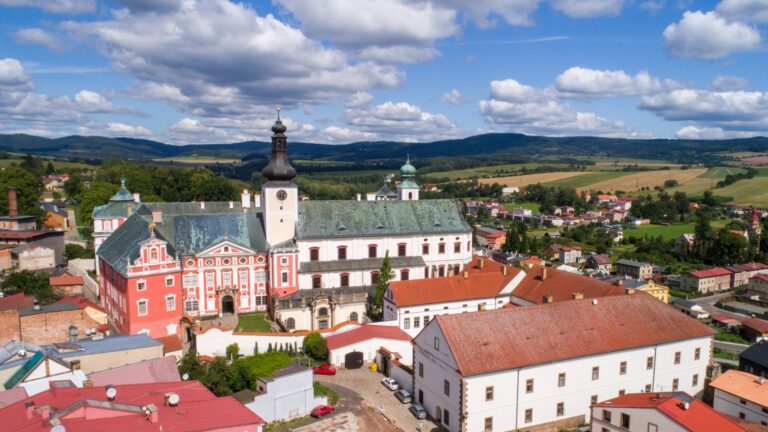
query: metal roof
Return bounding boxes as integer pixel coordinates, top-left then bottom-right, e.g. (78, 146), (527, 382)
(43, 334), (161, 358)
(739, 340), (768, 368)
(299, 256), (425, 273)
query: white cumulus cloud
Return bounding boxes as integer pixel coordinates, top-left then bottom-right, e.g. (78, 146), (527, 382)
(0, 0), (95, 14)
(717, 0), (768, 24)
(663, 10), (761, 60)
(549, 0), (624, 17)
(13, 28), (63, 51)
(675, 125), (758, 139)
(345, 101), (461, 142)
(441, 89), (469, 105)
(321, 126), (378, 143)
(555, 67), (681, 97)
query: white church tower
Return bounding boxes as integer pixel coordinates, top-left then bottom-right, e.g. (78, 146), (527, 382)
(261, 108), (298, 247)
(397, 156), (420, 201)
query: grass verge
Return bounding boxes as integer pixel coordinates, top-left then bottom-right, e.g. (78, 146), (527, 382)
(314, 381), (340, 405)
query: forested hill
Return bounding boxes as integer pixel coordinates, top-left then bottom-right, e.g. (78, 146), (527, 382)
(1, 132), (766, 164)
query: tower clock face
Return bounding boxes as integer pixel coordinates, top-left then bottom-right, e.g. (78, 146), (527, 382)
(276, 190), (288, 201)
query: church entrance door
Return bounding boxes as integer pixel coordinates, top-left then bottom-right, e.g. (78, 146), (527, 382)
(222, 295), (235, 315)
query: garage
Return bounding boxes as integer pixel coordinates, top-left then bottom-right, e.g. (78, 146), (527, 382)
(345, 351), (364, 369)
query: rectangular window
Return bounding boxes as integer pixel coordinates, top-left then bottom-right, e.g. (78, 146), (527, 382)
(443, 409), (449, 426)
(645, 384), (652, 393)
(401, 269), (410, 281)
(558, 373), (566, 387)
(312, 276), (321, 289)
(338, 247), (347, 260)
(525, 409), (532, 423)
(223, 271), (232, 288)
(414, 317), (420, 328)
(674, 351), (681, 365)
(280, 257), (288, 265)
(404, 318), (410, 329)
(340, 274), (349, 287)
(184, 298), (199, 312)
(438, 243), (445, 254)
(740, 399), (747, 405)
(648, 423), (658, 432)
(137, 281), (146, 291)
(137, 300), (148, 316)
(239, 271), (248, 289)
(647, 356), (654, 370)
(183, 274), (198, 288)
(422, 244), (429, 255)
(398, 244), (406, 257)
(419, 362), (423, 378)
(454, 242), (461, 253)
(484, 417), (493, 432)
(485, 386), (494, 401)
(434, 337), (440, 350)
(603, 410), (612, 422)
(206, 272), (215, 289)
(621, 413), (630, 428)
(592, 366), (600, 381)
(165, 276), (174, 287)
(166, 295), (176, 311)
(672, 378), (679, 391)
(692, 374), (699, 387)
(368, 245), (377, 258)
(255, 271), (267, 283)
(695, 347), (701, 361)
(281, 271), (288, 284)
(557, 402), (564, 417)
(444, 379), (450, 397)
(591, 395), (598, 405)
(424, 314), (430, 322)
(310, 248), (319, 261)
(739, 412), (746, 419)
(620, 361), (627, 375)
(526, 378), (534, 393)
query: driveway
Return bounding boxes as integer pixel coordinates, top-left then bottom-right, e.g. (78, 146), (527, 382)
(689, 293), (747, 321)
(317, 368), (441, 432)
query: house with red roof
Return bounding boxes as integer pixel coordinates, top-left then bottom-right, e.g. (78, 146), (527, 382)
(741, 317), (768, 341)
(748, 273), (768, 301)
(591, 392), (745, 432)
(325, 324), (412, 367)
(680, 267), (734, 294)
(727, 263), (768, 288)
(0, 380), (265, 431)
(711, 370), (768, 428)
(49, 275), (84, 296)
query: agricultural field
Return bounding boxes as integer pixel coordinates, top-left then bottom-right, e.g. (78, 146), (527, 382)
(152, 156), (241, 164)
(505, 202), (541, 212)
(623, 220), (728, 241)
(543, 171), (631, 189)
(0, 158), (96, 170)
(478, 171), (586, 187)
(427, 163), (570, 180)
(577, 168), (707, 193)
(717, 175), (768, 207)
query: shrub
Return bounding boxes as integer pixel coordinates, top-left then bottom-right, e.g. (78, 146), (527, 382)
(303, 332), (328, 361)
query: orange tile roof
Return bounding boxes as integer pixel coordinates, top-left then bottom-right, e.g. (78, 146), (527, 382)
(389, 258), (521, 307)
(710, 370), (768, 408)
(742, 317), (768, 334)
(594, 392), (745, 432)
(155, 335), (183, 353)
(0, 293), (35, 311)
(512, 265), (626, 304)
(434, 294), (715, 376)
(49, 276), (84, 286)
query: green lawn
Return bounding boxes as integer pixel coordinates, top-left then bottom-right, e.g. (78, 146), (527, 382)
(713, 348), (739, 360)
(700, 167), (746, 178)
(624, 220), (727, 241)
(506, 202), (541, 212)
(426, 163), (570, 180)
(710, 326), (752, 344)
(152, 156), (241, 164)
(314, 381), (340, 405)
(717, 175), (768, 207)
(543, 171), (631, 189)
(236, 312), (273, 332)
(233, 351), (293, 379)
(264, 416), (316, 432)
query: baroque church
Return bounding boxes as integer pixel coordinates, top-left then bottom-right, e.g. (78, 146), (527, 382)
(95, 112), (473, 339)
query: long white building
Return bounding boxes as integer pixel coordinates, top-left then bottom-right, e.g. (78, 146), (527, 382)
(711, 370), (768, 427)
(412, 294), (716, 432)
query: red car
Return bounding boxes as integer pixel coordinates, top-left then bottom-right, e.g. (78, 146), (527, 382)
(312, 364), (337, 375)
(311, 404), (335, 418)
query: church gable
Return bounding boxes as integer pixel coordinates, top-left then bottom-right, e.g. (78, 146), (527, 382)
(195, 239), (255, 257)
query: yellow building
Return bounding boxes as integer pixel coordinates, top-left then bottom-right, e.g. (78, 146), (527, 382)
(635, 280), (669, 303)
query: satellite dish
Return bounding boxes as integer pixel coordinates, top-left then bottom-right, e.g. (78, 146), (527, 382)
(592, 299), (598, 305)
(168, 393), (180, 406)
(51, 426), (66, 432)
(182, 373), (189, 381)
(106, 386), (117, 400)
(84, 329), (92, 336)
(17, 349), (26, 358)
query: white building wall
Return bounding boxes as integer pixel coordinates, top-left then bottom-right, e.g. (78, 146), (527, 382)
(329, 337), (413, 367)
(385, 296), (507, 338)
(245, 369), (326, 422)
(298, 264), (424, 289)
(413, 321), (462, 431)
(590, 406), (686, 432)
(713, 388), (768, 426)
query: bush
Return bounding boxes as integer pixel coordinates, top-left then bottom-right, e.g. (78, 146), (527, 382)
(226, 343), (240, 360)
(313, 381), (339, 405)
(663, 179), (679, 188)
(233, 351), (292, 382)
(303, 332), (328, 360)
(64, 243), (95, 261)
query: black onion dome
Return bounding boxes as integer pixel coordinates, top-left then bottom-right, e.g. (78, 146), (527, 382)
(262, 112), (296, 181)
(271, 119), (287, 135)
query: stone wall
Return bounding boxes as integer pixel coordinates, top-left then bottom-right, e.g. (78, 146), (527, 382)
(0, 310), (20, 341)
(20, 309), (101, 345)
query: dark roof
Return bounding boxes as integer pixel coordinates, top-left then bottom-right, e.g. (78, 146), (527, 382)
(0, 230), (61, 241)
(296, 199), (471, 240)
(39, 203), (68, 217)
(433, 294), (715, 376)
(300, 256), (425, 273)
(615, 259), (651, 268)
(19, 302), (79, 316)
(92, 201), (133, 219)
(671, 297), (699, 308)
(740, 340), (768, 368)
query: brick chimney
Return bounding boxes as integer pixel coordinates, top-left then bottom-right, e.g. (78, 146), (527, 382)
(8, 187), (18, 217)
(625, 287), (636, 295)
(463, 271), (469, 279)
(572, 292), (584, 300)
(615, 279), (624, 287)
(541, 267), (548, 281)
(543, 294), (553, 303)
(477, 258), (484, 269)
(24, 401), (35, 419)
(502, 266), (508, 276)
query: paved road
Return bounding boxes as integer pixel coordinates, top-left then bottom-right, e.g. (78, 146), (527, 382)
(714, 340), (750, 354)
(689, 292), (747, 321)
(293, 382), (400, 432)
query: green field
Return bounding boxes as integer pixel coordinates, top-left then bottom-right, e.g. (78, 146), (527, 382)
(427, 163), (572, 180)
(543, 171), (631, 188)
(716, 175), (768, 207)
(506, 202), (541, 212)
(153, 156), (241, 164)
(700, 167), (746, 178)
(624, 220), (727, 241)
(0, 158), (96, 170)
(292, 159), (353, 167)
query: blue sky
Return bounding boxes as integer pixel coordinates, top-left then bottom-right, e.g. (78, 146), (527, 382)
(0, 0), (766, 144)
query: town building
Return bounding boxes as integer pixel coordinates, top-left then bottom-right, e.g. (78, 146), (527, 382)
(325, 324), (412, 367)
(584, 254), (612, 273)
(711, 370), (768, 427)
(0, 188), (64, 265)
(508, 265), (626, 306)
(622, 279), (669, 303)
(49, 276), (85, 296)
(727, 263), (768, 288)
(0, 381), (266, 431)
(412, 294), (715, 432)
(748, 274), (768, 300)
(95, 115), (473, 338)
(671, 298), (710, 320)
(741, 317), (768, 342)
(474, 226), (506, 251)
(680, 267), (733, 293)
(234, 365), (326, 422)
(40, 202), (69, 230)
(88, 356), (180, 386)
(0, 302), (103, 345)
(615, 259), (653, 280)
(740, 340), (768, 378)
(591, 392), (745, 432)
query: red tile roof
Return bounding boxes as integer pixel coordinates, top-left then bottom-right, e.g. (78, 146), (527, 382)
(0, 231), (51, 240)
(690, 267), (733, 278)
(0, 293), (35, 312)
(89, 357), (181, 387)
(155, 335), (183, 354)
(712, 316), (742, 325)
(389, 259), (521, 307)
(49, 276), (84, 286)
(726, 263), (768, 273)
(742, 317), (768, 334)
(326, 325), (411, 350)
(511, 265), (626, 304)
(753, 274), (768, 282)
(55, 296), (105, 313)
(434, 294), (715, 376)
(588, 254), (612, 265)
(0, 381), (265, 431)
(594, 392), (745, 432)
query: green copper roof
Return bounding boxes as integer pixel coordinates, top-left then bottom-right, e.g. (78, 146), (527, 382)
(376, 183), (397, 197)
(399, 179), (420, 189)
(92, 201), (133, 219)
(296, 199), (471, 240)
(400, 156), (417, 176)
(109, 178), (134, 202)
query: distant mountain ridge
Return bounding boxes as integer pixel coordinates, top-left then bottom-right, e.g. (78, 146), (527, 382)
(1, 132), (766, 164)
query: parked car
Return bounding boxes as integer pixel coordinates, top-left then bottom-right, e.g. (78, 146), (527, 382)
(409, 403), (427, 419)
(312, 364), (337, 375)
(381, 377), (399, 391)
(394, 389), (412, 404)
(311, 404), (335, 418)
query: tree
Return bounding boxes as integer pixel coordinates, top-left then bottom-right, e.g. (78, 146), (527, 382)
(1, 270), (59, 305)
(0, 165), (43, 215)
(202, 357), (238, 396)
(178, 348), (206, 381)
(226, 343), (240, 361)
(663, 179), (679, 188)
(702, 190), (717, 207)
(267, 343), (273, 353)
(694, 212), (714, 259)
(713, 229), (748, 265)
(64, 173), (84, 199)
(303, 332), (328, 360)
(196, 176), (238, 201)
(253, 342), (259, 355)
(372, 251), (395, 319)
(45, 161), (55, 176)
(65, 244), (94, 261)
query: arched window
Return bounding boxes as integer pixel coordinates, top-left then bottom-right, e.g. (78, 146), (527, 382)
(309, 247), (319, 261)
(150, 247), (159, 263)
(438, 266), (445, 277)
(371, 271), (380, 285)
(286, 317), (295, 330)
(350, 312), (359, 322)
(312, 275), (322, 289)
(398, 243), (407, 257)
(318, 307), (328, 317)
(453, 264), (460, 275)
(401, 269), (410, 281)
(368, 244), (377, 258)
(408, 192), (413, 200)
(422, 244), (429, 255)
(340, 273), (350, 287)
(337, 246), (347, 260)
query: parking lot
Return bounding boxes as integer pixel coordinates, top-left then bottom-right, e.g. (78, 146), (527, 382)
(317, 367), (441, 432)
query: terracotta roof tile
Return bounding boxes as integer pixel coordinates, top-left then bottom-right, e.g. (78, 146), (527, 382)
(434, 294), (715, 376)
(0, 293), (35, 312)
(154, 335), (182, 353)
(512, 265), (626, 304)
(49, 276), (84, 286)
(326, 325), (411, 350)
(689, 267), (732, 278)
(710, 370), (768, 408)
(742, 317), (768, 333)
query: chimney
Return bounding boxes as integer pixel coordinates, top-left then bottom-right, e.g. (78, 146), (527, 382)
(356, 193), (361, 201)
(152, 210), (162, 224)
(543, 294), (553, 303)
(133, 192), (140, 203)
(8, 187), (18, 217)
(615, 279), (624, 287)
(572, 292), (584, 300)
(200, 201), (205, 210)
(37, 406), (51, 420)
(70, 359), (81, 371)
(254, 193), (261, 208)
(463, 271), (469, 279)
(502, 266), (508, 276)
(25, 401), (35, 419)
(542, 267), (548, 281)
(478, 258), (484, 269)
(625, 287), (635, 295)
(82, 379), (93, 388)
(241, 189), (251, 208)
